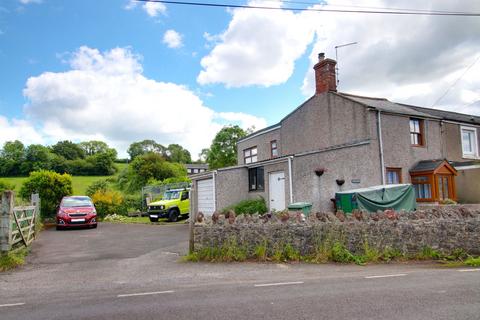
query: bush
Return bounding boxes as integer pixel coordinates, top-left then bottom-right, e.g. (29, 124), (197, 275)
(222, 197), (267, 215)
(123, 194), (143, 212)
(19, 170), (73, 219)
(91, 190), (126, 218)
(86, 180), (109, 197)
(0, 180), (15, 193)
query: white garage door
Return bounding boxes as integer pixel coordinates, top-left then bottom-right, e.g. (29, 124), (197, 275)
(197, 178), (215, 216)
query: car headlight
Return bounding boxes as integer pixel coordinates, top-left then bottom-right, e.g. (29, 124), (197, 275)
(160, 205), (165, 210)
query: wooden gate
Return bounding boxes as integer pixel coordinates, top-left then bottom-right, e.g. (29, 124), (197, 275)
(0, 191), (40, 253)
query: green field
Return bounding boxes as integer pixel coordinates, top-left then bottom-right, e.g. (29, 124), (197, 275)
(0, 163), (128, 195)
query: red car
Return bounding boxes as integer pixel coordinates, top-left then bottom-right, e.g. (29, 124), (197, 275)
(56, 196), (97, 230)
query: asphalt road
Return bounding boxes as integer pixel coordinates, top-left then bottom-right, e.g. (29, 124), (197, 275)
(1, 223), (479, 320)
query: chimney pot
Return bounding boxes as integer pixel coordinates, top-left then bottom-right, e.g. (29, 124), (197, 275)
(318, 52), (325, 61)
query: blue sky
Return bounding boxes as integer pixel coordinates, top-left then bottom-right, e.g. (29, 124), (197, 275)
(1, 0), (479, 158)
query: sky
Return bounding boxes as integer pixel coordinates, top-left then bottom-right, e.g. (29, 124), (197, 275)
(1, 0), (479, 159)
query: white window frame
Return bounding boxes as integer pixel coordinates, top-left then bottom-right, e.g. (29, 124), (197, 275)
(461, 126), (479, 159)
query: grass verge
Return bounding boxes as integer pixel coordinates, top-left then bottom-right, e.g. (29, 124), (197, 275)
(0, 248), (29, 272)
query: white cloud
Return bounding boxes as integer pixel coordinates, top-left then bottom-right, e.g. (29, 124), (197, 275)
(215, 112), (267, 131)
(197, 1), (315, 87)
(163, 29), (183, 49)
(14, 46), (265, 157)
(124, 0), (166, 17)
(198, 0), (480, 112)
(0, 116), (43, 147)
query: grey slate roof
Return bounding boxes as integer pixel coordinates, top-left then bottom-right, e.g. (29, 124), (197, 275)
(410, 160), (445, 173)
(399, 104), (480, 124)
(185, 163), (209, 169)
(337, 93), (439, 118)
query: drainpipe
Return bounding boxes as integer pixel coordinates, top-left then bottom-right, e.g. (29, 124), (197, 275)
(440, 120), (446, 158)
(288, 156), (294, 203)
(377, 110), (386, 185)
(212, 170), (217, 212)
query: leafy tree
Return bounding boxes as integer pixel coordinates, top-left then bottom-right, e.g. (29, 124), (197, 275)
(19, 170), (73, 219)
(1, 140), (25, 161)
(85, 180), (109, 197)
(78, 140), (111, 156)
(20, 144), (52, 174)
(118, 153), (187, 192)
(85, 150), (117, 175)
(166, 144), (192, 163)
(51, 140), (85, 160)
(127, 140), (166, 160)
(205, 125), (247, 169)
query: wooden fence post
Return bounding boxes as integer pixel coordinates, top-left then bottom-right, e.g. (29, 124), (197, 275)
(31, 193), (40, 238)
(1, 191), (14, 254)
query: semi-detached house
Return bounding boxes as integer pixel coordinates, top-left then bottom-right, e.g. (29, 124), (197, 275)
(191, 53), (480, 215)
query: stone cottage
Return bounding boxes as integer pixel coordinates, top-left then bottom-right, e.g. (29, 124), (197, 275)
(190, 53), (480, 215)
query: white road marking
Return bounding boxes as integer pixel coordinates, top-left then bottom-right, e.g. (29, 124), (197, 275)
(254, 281), (304, 287)
(0, 302), (26, 308)
(117, 290), (174, 298)
(365, 273), (407, 279)
(458, 268), (480, 272)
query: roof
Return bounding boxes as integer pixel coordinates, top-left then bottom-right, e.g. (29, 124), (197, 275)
(337, 93), (439, 118)
(398, 104), (480, 125)
(409, 160), (445, 173)
(185, 163), (209, 169)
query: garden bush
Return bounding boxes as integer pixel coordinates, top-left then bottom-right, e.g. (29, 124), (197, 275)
(91, 190), (127, 218)
(85, 180), (109, 197)
(222, 197), (267, 215)
(19, 170), (73, 219)
(0, 179), (15, 193)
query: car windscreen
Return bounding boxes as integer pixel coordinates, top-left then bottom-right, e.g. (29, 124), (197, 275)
(162, 191), (180, 200)
(62, 198), (93, 207)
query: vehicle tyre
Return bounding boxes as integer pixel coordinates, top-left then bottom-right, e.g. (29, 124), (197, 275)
(56, 226), (63, 231)
(150, 217), (159, 222)
(168, 209), (179, 222)
(92, 224), (97, 229)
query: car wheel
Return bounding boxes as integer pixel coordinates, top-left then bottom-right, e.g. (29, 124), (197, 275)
(150, 217), (159, 222)
(168, 209), (179, 222)
(92, 224), (97, 229)
(56, 226), (63, 231)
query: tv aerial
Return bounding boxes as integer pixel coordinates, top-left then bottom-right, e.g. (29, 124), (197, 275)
(334, 42), (358, 86)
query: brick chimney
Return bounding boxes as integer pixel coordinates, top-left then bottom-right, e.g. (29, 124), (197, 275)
(313, 53), (337, 94)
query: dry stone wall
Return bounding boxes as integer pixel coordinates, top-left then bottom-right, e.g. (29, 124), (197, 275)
(194, 206), (480, 256)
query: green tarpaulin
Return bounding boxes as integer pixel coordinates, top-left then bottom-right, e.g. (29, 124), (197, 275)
(335, 184), (417, 213)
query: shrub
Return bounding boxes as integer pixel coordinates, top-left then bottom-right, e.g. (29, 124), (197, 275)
(465, 256), (480, 267)
(91, 190), (127, 218)
(123, 194), (143, 212)
(86, 180), (109, 197)
(0, 180), (15, 193)
(19, 170), (73, 219)
(222, 197), (267, 215)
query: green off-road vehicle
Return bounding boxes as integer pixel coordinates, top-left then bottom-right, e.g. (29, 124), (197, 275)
(147, 188), (190, 222)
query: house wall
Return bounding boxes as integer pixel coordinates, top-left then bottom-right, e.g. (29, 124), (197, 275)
(380, 114), (443, 183)
(214, 167), (250, 210)
(443, 122), (480, 162)
(237, 128), (281, 165)
(455, 168), (480, 203)
(292, 142), (381, 212)
(281, 93), (371, 156)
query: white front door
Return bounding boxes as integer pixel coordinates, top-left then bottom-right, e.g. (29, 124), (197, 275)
(269, 171), (286, 211)
(197, 178), (214, 216)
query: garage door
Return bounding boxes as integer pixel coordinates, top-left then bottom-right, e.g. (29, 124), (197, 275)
(197, 178), (215, 216)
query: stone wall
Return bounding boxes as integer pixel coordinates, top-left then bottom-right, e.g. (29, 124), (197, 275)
(194, 206), (480, 256)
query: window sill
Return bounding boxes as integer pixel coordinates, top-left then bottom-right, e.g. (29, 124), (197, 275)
(462, 155), (480, 160)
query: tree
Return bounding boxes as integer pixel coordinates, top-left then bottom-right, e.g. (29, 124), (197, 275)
(78, 141), (111, 156)
(19, 170), (73, 219)
(118, 153), (187, 192)
(127, 140), (166, 160)
(0, 140), (26, 176)
(20, 144), (53, 174)
(166, 144), (192, 163)
(51, 140), (85, 160)
(206, 125), (247, 169)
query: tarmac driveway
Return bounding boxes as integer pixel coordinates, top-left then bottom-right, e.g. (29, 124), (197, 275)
(29, 222), (189, 265)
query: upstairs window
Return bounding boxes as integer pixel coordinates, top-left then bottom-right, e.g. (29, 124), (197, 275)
(244, 147), (258, 164)
(271, 140), (278, 158)
(248, 167), (264, 191)
(410, 118), (424, 146)
(461, 126), (478, 158)
(386, 167), (402, 184)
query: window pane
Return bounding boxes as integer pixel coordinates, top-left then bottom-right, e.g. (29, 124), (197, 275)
(272, 149), (278, 157)
(257, 167), (264, 190)
(252, 155), (257, 163)
(462, 130), (473, 153)
(251, 148), (257, 156)
(410, 120), (415, 133)
(271, 141), (277, 148)
(244, 149), (251, 157)
(245, 158), (251, 164)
